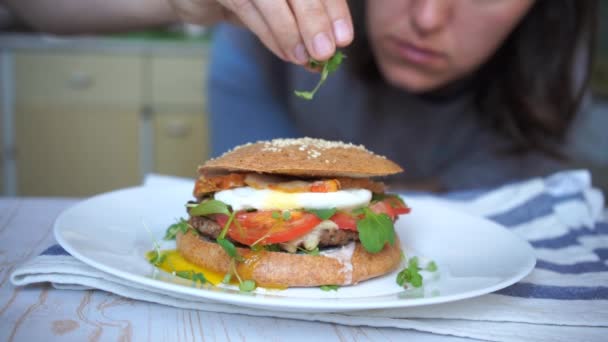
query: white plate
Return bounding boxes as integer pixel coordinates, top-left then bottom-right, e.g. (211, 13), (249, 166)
(54, 184), (535, 313)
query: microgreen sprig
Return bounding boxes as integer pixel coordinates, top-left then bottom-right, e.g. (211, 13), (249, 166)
(229, 259), (257, 293)
(217, 210), (244, 262)
(320, 285), (339, 292)
(143, 219), (167, 267)
(190, 199), (258, 292)
(175, 270), (207, 285)
(396, 257), (439, 289)
(164, 218), (190, 240)
(294, 51), (344, 100)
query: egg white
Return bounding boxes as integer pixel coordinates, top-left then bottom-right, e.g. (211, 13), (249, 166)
(214, 187), (372, 211)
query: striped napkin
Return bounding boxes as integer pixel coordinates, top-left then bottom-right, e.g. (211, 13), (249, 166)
(11, 170), (608, 342)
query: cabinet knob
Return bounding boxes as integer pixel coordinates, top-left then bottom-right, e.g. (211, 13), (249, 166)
(66, 71), (94, 90)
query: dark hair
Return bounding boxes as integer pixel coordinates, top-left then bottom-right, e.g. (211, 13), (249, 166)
(347, 0), (599, 158)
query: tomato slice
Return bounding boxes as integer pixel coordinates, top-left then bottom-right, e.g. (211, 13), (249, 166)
(393, 206), (411, 215)
(215, 210), (321, 246)
(374, 200), (400, 218)
(383, 195), (411, 213)
(329, 211), (359, 231)
(211, 195), (411, 243)
(369, 197), (410, 219)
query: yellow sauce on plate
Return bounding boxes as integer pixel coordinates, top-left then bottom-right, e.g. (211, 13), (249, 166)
(146, 249), (287, 290)
(146, 249), (224, 285)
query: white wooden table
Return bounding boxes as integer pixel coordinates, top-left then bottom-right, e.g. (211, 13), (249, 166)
(0, 198), (473, 341)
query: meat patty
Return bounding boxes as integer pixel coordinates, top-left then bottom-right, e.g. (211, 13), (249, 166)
(188, 216), (358, 251)
(318, 227), (359, 245)
(189, 216), (223, 239)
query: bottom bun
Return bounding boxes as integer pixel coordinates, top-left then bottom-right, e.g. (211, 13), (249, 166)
(176, 230), (402, 288)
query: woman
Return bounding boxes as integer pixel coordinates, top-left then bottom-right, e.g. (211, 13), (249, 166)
(4, 0), (599, 190)
(207, 0), (598, 190)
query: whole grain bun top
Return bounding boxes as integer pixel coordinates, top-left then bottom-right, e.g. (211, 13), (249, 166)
(199, 137), (403, 178)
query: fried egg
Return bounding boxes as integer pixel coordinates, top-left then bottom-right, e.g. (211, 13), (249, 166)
(214, 186), (372, 211)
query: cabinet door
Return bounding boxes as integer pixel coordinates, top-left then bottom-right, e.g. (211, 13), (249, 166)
(154, 111), (208, 178)
(150, 57), (206, 107)
(15, 52), (142, 108)
(16, 106), (140, 196)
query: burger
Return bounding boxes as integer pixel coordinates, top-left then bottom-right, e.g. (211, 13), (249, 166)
(175, 137), (410, 289)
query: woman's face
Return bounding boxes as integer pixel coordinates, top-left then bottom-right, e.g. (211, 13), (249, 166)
(367, 0), (535, 92)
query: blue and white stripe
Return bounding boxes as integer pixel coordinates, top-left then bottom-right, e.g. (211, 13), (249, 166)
(438, 171), (607, 301)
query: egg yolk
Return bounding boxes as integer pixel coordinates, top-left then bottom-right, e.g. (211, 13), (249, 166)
(147, 249), (224, 285)
(147, 249), (287, 290)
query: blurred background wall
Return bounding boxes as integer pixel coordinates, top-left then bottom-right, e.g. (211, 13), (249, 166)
(0, 5), (607, 198)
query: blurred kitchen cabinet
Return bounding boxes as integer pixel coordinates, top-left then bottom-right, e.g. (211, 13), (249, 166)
(9, 50), (209, 196)
(14, 52), (143, 196)
(15, 53), (142, 107)
(150, 56), (207, 107)
(153, 111), (208, 178)
(15, 106), (140, 196)
(148, 56), (209, 178)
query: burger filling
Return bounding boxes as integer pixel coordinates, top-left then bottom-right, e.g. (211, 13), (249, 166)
(187, 172), (410, 254)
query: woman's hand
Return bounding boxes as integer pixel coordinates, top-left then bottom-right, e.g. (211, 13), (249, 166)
(168, 0), (354, 64)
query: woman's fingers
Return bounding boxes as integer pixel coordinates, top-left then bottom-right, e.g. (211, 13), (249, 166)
(220, 0), (353, 63)
(252, 0), (309, 64)
(323, 0), (354, 47)
(288, 0), (335, 61)
(221, 0), (288, 61)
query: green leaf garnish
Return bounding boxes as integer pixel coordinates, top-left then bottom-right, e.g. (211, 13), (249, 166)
(218, 210), (236, 240)
(298, 246), (320, 256)
(239, 280), (257, 292)
(250, 244), (264, 252)
(147, 250), (166, 266)
(190, 200), (230, 216)
(294, 51), (344, 100)
(217, 237), (242, 261)
(264, 244), (282, 252)
(282, 211), (292, 221)
(320, 285), (339, 291)
(215, 211), (244, 261)
(307, 208), (337, 220)
(396, 257), (423, 288)
(309, 59), (324, 68)
(356, 208), (395, 253)
(325, 51), (344, 72)
(164, 218), (190, 240)
(426, 261), (438, 272)
(410, 272), (422, 288)
(222, 273), (233, 284)
(270, 210), (292, 221)
(192, 272), (207, 284)
(175, 270), (207, 285)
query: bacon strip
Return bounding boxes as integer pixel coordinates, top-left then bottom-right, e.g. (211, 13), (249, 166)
(336, 177), (386, 194)
(193, 173), (246, 198)
(193, 172), (386, 199)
